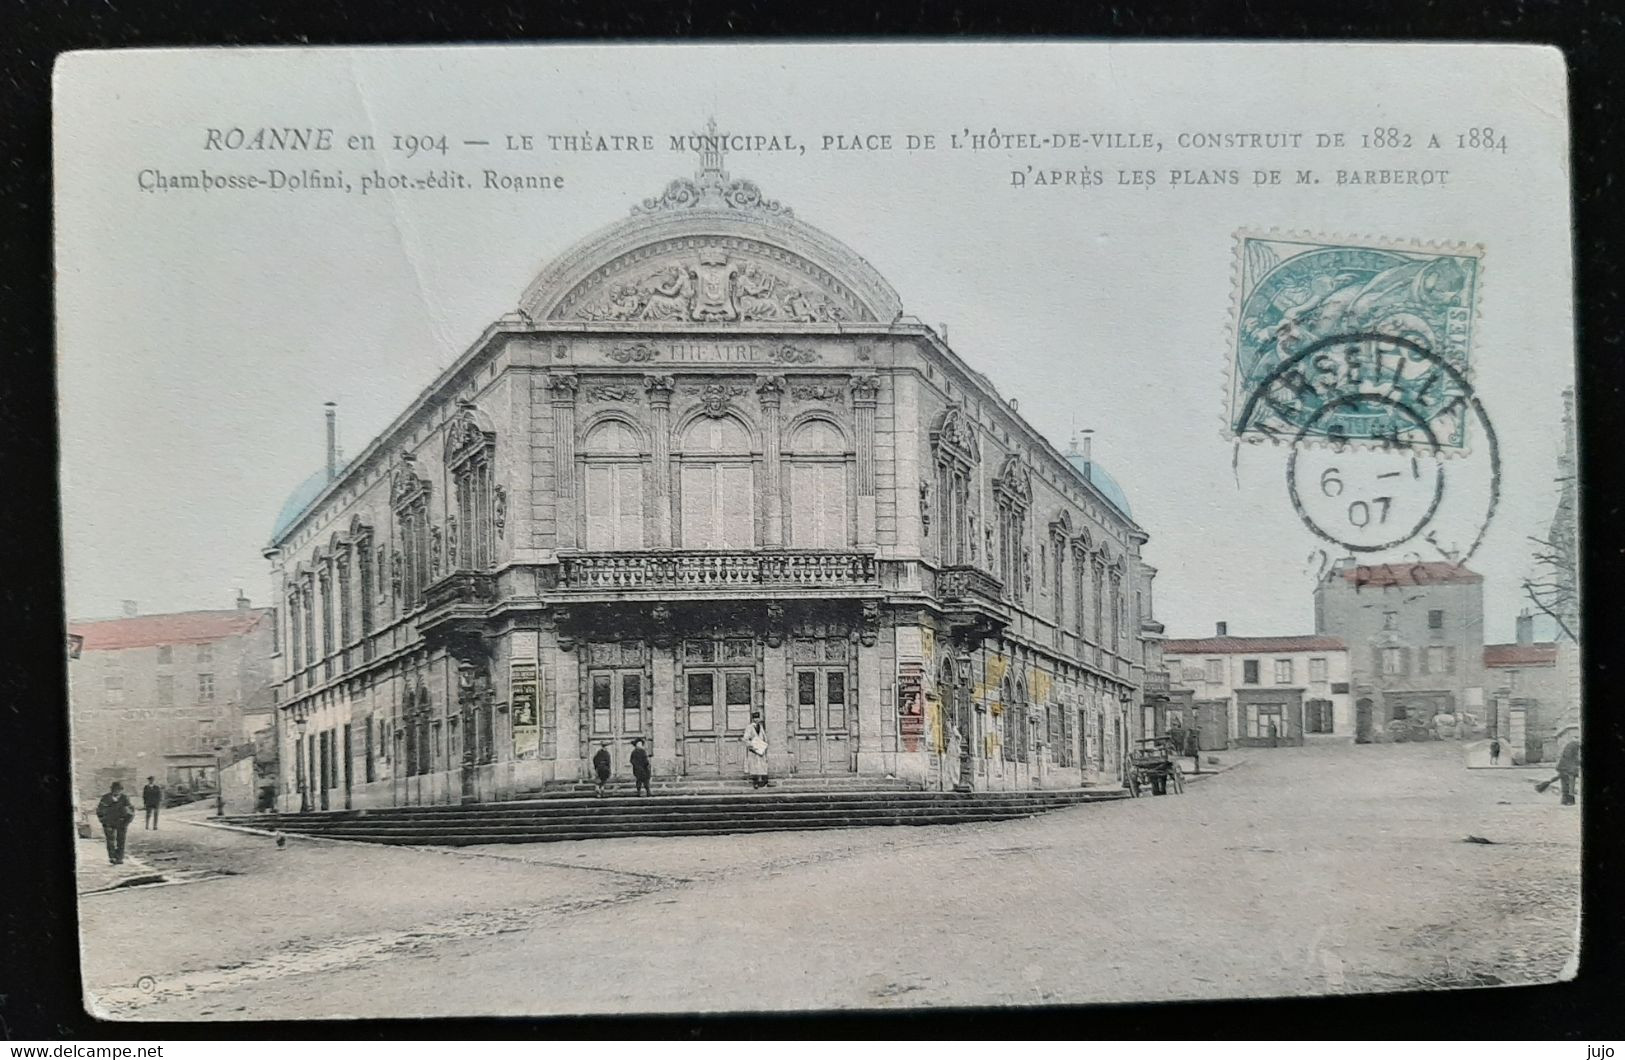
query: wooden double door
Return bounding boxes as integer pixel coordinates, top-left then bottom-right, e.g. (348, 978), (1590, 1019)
(583, 666), (648, 780)
(792, 665), (854, 774)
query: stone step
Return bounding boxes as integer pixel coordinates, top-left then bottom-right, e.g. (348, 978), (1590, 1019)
(223, 788), (1126, 847)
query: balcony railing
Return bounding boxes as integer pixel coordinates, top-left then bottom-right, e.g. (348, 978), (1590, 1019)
(423, 569), (499, 612)
(1144, 669), (1170, 693)
(558, 551), (878, 592)
(936, 564), (1006, 605)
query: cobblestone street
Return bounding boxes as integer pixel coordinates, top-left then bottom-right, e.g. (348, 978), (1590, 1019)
(79, 740), (1580, 1020)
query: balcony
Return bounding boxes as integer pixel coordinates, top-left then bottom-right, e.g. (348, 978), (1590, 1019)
(418, 569), (499, 640)
(1144, 669), (1171, 693)
(934, 564), (1010, 648)
(557, 550), (878, 597)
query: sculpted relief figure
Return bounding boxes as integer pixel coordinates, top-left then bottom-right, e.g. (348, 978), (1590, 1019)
(639, 266), (693, 321)
(737, 262), (782, 320)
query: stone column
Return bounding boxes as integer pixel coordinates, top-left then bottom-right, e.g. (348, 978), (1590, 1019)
(544, 373), (579, 549)
(756, 375), (785, 547)
(850, 373), (880, 548)
(644, 375), (674, 548)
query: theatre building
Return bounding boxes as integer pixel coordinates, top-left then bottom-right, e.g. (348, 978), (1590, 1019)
(266, 152), (1162, 810)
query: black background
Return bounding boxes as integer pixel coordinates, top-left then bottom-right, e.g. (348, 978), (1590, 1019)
(2, 0), (1621, 1041)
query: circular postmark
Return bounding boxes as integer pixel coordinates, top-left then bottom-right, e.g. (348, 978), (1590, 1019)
(136, 975), (156, 993)
(1239, 332), (1500, 565)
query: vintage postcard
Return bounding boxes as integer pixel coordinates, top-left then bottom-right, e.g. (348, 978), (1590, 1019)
(54, 42), (1579, 1019)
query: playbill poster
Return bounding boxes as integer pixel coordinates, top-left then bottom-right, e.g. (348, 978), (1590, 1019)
(54, 44), (1579, 1019)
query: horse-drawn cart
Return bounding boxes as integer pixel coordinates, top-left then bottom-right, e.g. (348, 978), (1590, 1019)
(1126, 735), (1186, 797)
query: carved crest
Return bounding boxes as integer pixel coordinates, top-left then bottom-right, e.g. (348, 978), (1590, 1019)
(691, 249), (739, 321)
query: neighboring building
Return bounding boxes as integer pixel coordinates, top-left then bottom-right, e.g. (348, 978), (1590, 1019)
(1162, 623), (1349, 749)
(67, 595), (276, 804)
(265, 147), (1161, 810)
(1314, 561), (1486, 743)
(1485, 612), (1569, 765)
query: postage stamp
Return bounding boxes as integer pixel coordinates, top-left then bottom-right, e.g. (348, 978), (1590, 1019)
(1227, 233), (1485, 449)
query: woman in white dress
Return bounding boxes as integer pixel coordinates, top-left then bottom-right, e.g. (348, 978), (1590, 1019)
(744, 712), (770, 788)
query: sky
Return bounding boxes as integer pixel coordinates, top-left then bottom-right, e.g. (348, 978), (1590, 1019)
(55, 44), (1575, 643)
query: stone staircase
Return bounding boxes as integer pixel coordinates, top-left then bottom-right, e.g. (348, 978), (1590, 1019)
(218, 786), (1127, 847)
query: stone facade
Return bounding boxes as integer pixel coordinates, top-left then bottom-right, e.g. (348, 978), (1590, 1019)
(266, 156), (1160, 810)
(67, 600), (276, 805)
(1314, 561), (1486, 743)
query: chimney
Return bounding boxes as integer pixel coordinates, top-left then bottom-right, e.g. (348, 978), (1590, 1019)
(1516, 610), (1534, 645)
(1215, 621), (1228, 637)
(324, 402), (338, 481)
(121, 600), (139, 618)
(236, 589), (252, 610)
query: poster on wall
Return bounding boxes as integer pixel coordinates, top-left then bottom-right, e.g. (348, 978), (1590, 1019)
(510, 662), (539, 760)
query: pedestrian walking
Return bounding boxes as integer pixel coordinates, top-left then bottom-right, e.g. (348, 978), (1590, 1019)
(629, 738), (652, 797)
(95, 781), (135, 864)
(592, 741), (612, 797)
(1555, 738), (1581, 806)
(745, 712), (770, 789)
(141, 775), (163, 829)
(1489, 738), (1501, 766)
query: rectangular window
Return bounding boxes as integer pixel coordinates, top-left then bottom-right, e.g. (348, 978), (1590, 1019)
(826, 671), (847, 730)
(156, 645), (172, 664)
(686, 672), (715, 732)
(156, 674), (174, 707)
(591, 672), (613, 735)
(797, 670), (818, 730)
(724, 672), (753, 731)
(1428, 609), (1444, 629)
(1425, 645), (1448, 673)
(621, 673), (643, 733)
(1204, 658), (1224, 684)
(1274, 659), (1293, 684)
(1309, 657), (1329, 683)
(790, 462), (848, 548)
(1381, 647), (1403, 675)
(197, 643), (213, 663)
(197, 673), (216, 702)
(103, 675), (124, 705)
(1242, 659), (1260, 684)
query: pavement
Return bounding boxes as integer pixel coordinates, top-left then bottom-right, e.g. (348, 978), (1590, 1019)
(77, 740), (1580, 1020)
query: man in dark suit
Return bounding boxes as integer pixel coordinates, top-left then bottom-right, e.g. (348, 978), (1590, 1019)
(141, 776), (163, 829)
(592, 742), (612, 797)
(96, 781), (135, 864)
(1556, 739), (1582, 806)
(629, 738), (652, 797)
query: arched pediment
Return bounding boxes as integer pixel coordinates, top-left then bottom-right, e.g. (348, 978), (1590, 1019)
(995, 454), (1033, 506)
(517, 163), (903, 325)
(444, 404), (495, 466)
(930, 405), (980, 465)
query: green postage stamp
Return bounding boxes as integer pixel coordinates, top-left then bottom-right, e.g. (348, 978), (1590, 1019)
(1228, 233), (1484, 450)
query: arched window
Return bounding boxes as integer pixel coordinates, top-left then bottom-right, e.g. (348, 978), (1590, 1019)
(1016, 677), (1031, 763)
(678, 416), (754, 549)
(929, 406), (978, 566)
(391, 455), (432, 607)
(1001, 675), (1017, 763)
(582, 419), (645, 550)
(787, 419), (850, 548)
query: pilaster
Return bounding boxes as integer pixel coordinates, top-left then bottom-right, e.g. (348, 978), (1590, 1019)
(757, 374), (785, 547)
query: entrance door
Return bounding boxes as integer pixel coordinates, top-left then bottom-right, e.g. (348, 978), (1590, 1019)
(586, 668), (647, 780)
(1355, 698), (1374, 743)
(792, 666), (854, 774)
(682, 667), (752, 776)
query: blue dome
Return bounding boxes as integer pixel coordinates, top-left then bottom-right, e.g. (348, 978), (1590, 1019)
(270, 468), (331, 542)
(1066, 454), (1132, 519)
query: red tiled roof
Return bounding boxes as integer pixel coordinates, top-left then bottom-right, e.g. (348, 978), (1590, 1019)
(1163, 634), (1345, 655)
(68, 609), (271, 652)
(1484, 642), (1559, 667)
(1339, 562), (1481, 587)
